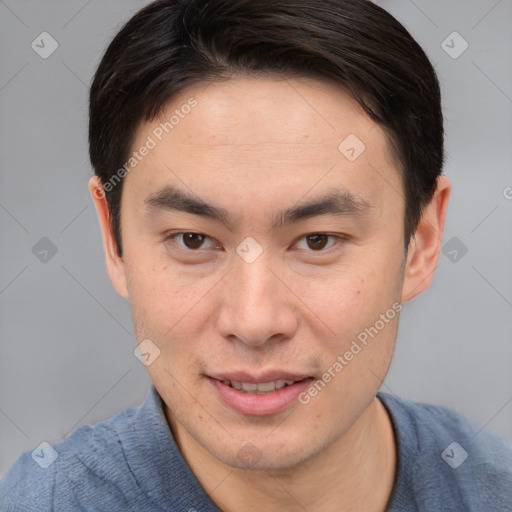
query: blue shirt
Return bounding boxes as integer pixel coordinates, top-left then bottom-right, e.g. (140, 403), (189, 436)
(1, 385), (511, 511)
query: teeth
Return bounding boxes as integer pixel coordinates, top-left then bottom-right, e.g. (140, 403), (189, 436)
(241, 382), (258, 392)
(256, 381), (275, 392)
(224, 379), (298, 393)
(275, 380), (287, 390)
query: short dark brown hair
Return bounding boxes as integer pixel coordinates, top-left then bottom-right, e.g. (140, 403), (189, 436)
(89, 0), (444, 258)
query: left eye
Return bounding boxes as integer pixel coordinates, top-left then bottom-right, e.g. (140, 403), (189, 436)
(295, 234), (339, 251)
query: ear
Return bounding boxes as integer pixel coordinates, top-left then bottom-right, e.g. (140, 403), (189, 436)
(401, 175), (451, 302)
(88, 175), (129, 299)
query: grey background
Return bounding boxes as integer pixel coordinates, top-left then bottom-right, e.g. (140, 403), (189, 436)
(1, 0), (511, 479)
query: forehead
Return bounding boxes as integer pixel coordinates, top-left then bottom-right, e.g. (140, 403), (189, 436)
(161, 76), (379, 148)
(124, 76), (402, 219)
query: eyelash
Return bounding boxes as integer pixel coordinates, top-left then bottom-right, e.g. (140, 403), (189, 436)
(164, 232), (345, 253)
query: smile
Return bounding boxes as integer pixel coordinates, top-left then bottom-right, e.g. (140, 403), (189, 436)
(208, 374), (314, 416)
(220, 379), (302, 394)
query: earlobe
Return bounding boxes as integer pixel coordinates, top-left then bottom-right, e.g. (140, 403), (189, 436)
(401, 175), (451, 302)
(88, 175), (129, 299)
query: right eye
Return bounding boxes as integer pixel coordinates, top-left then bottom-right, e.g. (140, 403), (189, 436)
(164, 232), (219, 251)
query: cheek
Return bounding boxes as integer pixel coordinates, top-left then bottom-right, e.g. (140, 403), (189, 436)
(311, 262), (397, 338)
(127, 257), (215, 335)
(302, 309), (399, 426)
(126, 262), (220, 381)
(296, 253), (402, 400)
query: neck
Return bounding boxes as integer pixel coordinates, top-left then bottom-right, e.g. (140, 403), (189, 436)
(168, 397), (396, 512)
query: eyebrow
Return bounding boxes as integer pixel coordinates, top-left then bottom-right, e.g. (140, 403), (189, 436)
(143, 184), (373, 229)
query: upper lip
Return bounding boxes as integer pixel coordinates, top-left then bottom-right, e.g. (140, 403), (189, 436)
(207, 371), (311, 383)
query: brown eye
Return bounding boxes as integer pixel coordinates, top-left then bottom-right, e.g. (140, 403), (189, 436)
(295, 234), (340, 252)
(181, 233), (207, 250)
(165, 231), (213, 251)
(306, 234), (329, 250)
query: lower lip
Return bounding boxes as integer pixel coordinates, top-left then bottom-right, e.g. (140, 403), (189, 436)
(208, 377), (314, 416)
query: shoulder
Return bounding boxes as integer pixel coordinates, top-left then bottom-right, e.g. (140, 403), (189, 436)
(379, 391), (512, 461)
(378, 392), (512, 511)
(0, 402), (141, 512)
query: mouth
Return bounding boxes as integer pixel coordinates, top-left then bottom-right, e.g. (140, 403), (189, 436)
(207, 373), (315, 416)
(218, 378), (306, 394)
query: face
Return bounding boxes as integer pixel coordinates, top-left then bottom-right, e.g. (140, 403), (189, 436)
(93, 76), (423, 470)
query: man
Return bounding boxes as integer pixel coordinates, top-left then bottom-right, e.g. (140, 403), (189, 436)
(1, 0), (511, 510)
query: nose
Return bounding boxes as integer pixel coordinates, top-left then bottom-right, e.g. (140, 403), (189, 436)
(216, 250), (299, 348)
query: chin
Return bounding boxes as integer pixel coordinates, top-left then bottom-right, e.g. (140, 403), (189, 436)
(216, 448), (313, 472)
(203, 430), (328, 472)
